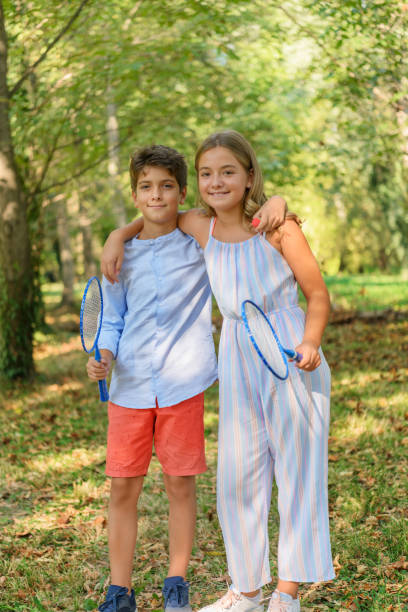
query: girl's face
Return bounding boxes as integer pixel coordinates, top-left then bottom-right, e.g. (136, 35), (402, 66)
(197, 146), (253, 214)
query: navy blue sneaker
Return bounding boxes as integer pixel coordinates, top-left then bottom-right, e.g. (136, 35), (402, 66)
(162, 576), (192, 611)
(98, 585), (137, 612)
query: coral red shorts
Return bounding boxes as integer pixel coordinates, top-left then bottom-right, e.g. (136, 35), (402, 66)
(106, 393), (207, 477)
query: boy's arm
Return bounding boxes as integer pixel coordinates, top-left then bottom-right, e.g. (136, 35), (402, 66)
(101, 218), (144, 283)
(97, 276), (127, 359)
(252, 196), (288, 232)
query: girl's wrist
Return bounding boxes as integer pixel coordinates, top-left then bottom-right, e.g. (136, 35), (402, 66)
(302, 338), (320, 349)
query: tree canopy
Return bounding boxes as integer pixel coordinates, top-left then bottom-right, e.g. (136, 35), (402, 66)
(1, 0), (407, 378)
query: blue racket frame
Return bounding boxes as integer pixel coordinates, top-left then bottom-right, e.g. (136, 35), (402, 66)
(80, 276), (109, 402)
(241, 299), (302, 381)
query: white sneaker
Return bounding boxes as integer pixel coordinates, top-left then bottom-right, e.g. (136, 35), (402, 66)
(199, 588), (264, 612)
(267, 591), (300, 611)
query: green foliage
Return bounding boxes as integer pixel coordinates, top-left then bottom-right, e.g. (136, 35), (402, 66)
(299, 0), (408, 272)
(1, 0), (408, 382)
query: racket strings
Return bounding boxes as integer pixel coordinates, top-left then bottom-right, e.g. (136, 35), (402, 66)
(243, 303), (287, 378)
(82, 281), (102, 351)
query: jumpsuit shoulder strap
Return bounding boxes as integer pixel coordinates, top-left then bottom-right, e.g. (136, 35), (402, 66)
(209, 217), (217, 237)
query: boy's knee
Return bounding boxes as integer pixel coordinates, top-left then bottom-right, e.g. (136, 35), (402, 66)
(164, 474), (196, 501)
(110, 476), (144, 504)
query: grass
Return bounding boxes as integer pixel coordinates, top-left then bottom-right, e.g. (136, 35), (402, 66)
(324, 274), (408, 313)
(0, 276), (407, 611)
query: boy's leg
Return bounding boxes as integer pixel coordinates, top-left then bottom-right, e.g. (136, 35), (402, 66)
(108, 475), (144, 590)
(104, 400), (156, 600)
(154, 392), (206, 578)
(163, 474), (196, 578)
(154, 393), (206, 610)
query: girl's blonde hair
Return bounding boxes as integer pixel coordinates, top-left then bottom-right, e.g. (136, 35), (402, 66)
(194, 129), (301, 227)
(194, 130), (266, 220)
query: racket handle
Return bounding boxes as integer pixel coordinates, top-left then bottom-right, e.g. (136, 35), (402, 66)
(98, 379), (109, 402)
(95, 346), (110, 402)
(285, 349), (303, 362)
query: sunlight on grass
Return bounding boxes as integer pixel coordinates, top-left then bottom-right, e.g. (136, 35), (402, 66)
(204, 412), (219, 428)
(35, 336), (81, 360)
(72, 480), (109, 502)
(8, 380), (84, 415)
(334, 413), (389, 441)
(337, 367), (407, 389)
(366, 392), (407, 410)
(335, 495), (365, 522)
(325, 274), (408, 311)
(26, 447), (105, 476)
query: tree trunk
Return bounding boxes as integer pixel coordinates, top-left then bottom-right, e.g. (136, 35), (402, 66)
(107, 84), (127, 227)
(0, 4), (35, 379)
(55, 196), (75, 307)
(397, 108), (408, 280)
(77, 188), (97, 279)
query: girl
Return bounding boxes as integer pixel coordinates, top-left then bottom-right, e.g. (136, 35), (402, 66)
(102, 131), (334, 612)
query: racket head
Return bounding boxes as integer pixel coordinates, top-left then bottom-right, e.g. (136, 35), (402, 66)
(79, 276), (103, 353)
(241, 299), (289, 380)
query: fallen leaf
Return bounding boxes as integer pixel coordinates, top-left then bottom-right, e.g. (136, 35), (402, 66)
(15, 530), (32, 538)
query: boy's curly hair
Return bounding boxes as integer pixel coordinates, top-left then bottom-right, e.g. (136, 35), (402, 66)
(130, 145), (187, 192)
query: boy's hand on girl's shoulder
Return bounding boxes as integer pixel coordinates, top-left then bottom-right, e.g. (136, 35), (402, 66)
(252, 195), (287, 232)
(86, 355), (112, 381)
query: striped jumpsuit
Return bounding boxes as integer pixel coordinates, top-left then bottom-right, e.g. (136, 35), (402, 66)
(204, 219), (335, 591)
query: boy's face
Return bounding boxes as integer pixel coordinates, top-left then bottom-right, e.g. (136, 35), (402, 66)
(132, 166), (186, 226)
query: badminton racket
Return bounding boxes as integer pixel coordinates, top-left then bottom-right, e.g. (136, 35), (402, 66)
(241, 299), (302, 381)
(80, 276), (109, 402)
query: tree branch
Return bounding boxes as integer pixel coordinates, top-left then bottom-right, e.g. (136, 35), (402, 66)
(32, 128), (138, 198)
(29, 120), (67, 199)
(10, 0), (92, 97)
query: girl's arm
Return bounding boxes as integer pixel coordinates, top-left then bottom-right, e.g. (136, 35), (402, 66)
(101, 218), (144, 283)
(177, 209), (211, 248)
(101, 210), (211, 282)
(100, 212), (208, 282)
(270, 220), (330, 371)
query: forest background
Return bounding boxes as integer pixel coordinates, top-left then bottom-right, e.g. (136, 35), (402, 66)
(0, 0), (407, 379)
(0, 1), (407, 611)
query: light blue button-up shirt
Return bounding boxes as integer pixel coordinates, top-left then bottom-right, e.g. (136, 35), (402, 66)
(98, 228), (218, 409)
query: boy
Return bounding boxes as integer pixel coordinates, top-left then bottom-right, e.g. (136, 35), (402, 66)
(87, 145), (218, 612)
(89, 144), (287, 612)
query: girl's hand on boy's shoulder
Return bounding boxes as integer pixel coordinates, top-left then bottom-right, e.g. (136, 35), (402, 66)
(252, 195), (287, 232)
(292, 340), (321, 371)
(101, 229), (124, 284)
